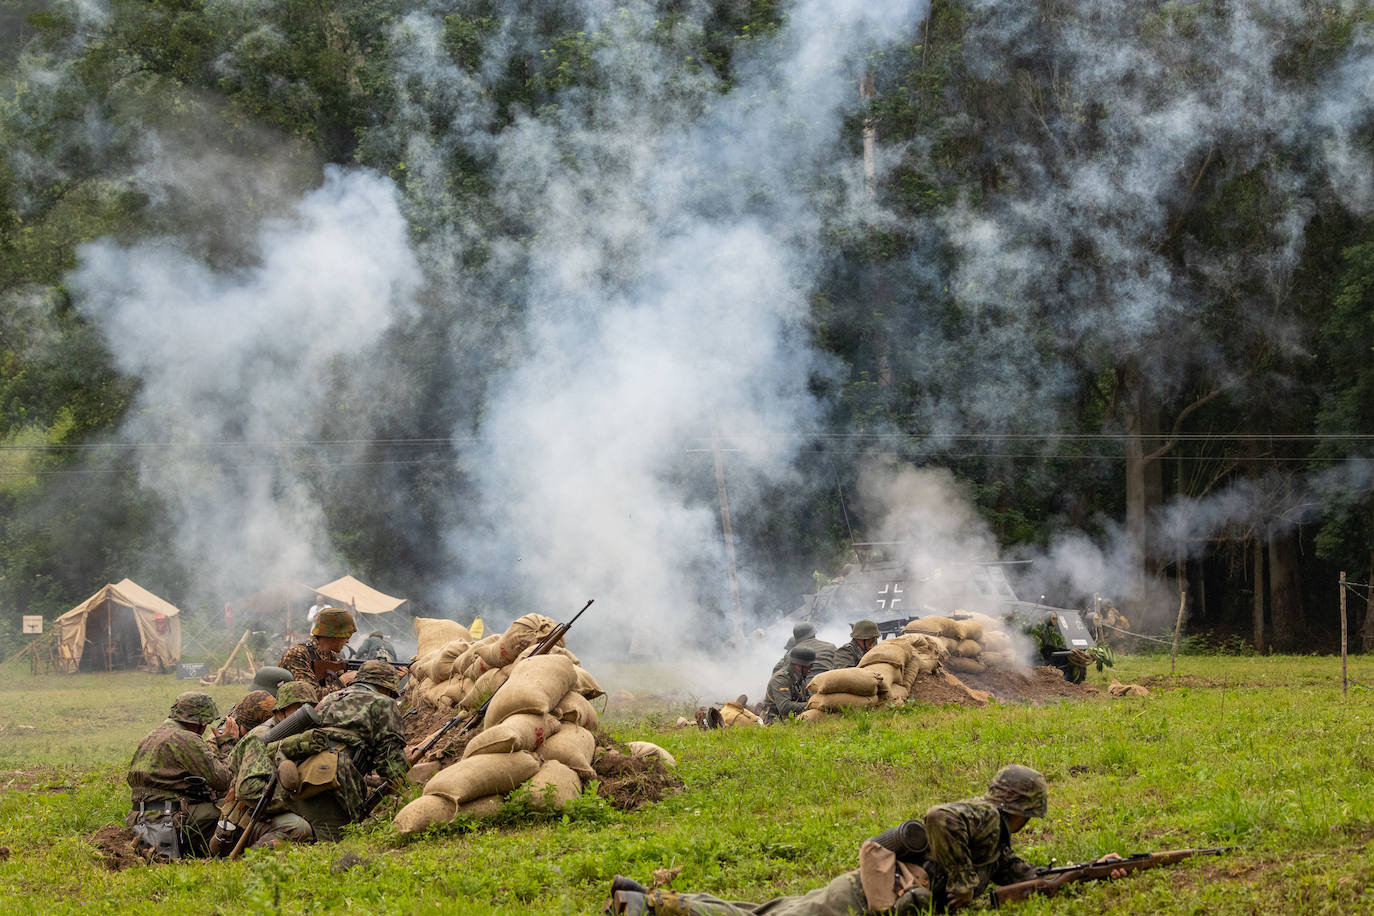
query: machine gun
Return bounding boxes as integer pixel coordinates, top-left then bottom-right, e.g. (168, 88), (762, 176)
(875, 617), (916, 639)
(989, 846), (1234, 907)
(358, 599), (595, 818)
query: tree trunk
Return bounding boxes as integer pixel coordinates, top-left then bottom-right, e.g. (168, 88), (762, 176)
(1252, 537), (1266, 653)
(1267, 530), (1303, 651)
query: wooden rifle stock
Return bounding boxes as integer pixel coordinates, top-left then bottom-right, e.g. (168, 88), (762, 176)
(989, 847), (1234, 907)
(228, 771), (280, 859)
(360, 599), (595, 817)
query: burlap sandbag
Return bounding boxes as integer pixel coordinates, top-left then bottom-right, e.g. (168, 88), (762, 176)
(627, 741), (677, 766)
(955, 639), (983, 659)
(864, 662), (905, 693)
(887, 685), (909, 703)
(797, 708), (829, 723)
(462, 712), (561, 758)
(859, 641), (909, 669)
(455, 794), (504, 818)
(938, 636), (962, 657)
(516, 642), (580, 667)
(981, 630), (1013, 653)
(720, 701), (762, 726)
(806, 667), (881, 697)
(553, 690), (599, 730)
(944, 656), (986, 675)
(526, 759), (583, 811)
(952, 619), (985, 643)
(572, 665), (605, 700)
(893, 633), (945, 686)
(462, 666), (510, 710)
(415, 617), (473, 656)
(540, 724), (596, 778)
(441, 677), (476, 707)
(468, 634), (506, 675)
(904, 617), (945, 637)
(496, 613), (560, 667)
(807, 691), (879, 711)
(483, 654), (577, 728)
(981, 649), (1018, 668)
(394, 793), (457, 834)
(425, 750), (541, 804)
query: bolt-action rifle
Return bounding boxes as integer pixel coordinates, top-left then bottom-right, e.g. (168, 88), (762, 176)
(359, 599), (595, 817)
(989, 846), (1234, 907)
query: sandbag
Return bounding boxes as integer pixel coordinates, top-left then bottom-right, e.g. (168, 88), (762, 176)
(904, 617), (946, 637)
(407, 761), (441, 786)
(944, 656), (986, 675)
(440, 677), (476, 707)
(938, 636), (962, 657)
(627, 741), (677, 766)
(858, 641), (909, 668)
(807, 691), (880, 711)
(516, 642), (581, 667)
(455, 794), (504, 818)
(981, 649), (1018, 668)
(720, 701), (762, 726)
(864, 662), (904, 693)
(415, 617), (472, 656)
(797, 708), (829, 723)
(394, 794), (457, 834)
(462, 666), (510, 710)
(538, 724), (596, 777)
(886, 685), (909, 703)
(424, 750), (541, 804)
(484, 654), (577, 728)
(572, 665), (605, 700)
(981, 630), (1013, 654)
(553, 690), (600, 730)
(408, 650), (438, 682)
(435, 637), (474, 680)
(1109, 682), (1149, 697)
(807, 667), (881, 697)
(496, 613), (560, 667)
(525, 759), (583, 810)
(951, 619), (985, 643)
(469, 634), (506, 675)
(462, 712), (560, 758)
(956, 639), (983, 659)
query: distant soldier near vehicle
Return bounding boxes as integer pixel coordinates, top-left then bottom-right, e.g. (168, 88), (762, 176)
(279, 607), (356, 695)
(763, 646), (814, 722)
(832, 619), (880, 670)
(280, 660), (409, 842)
(215, 680), (318, 851)
(126, 691), (239, 859)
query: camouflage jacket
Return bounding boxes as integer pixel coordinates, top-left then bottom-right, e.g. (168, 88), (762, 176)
(228, 722), (292, 817)
(278, 639), (344, 694)
(311, 682), (409, 818)
(923, 797), (1037, 908)
(127, 719), (234, 806)
(763, 666), (810, 722)
(832, 640), (867, 670)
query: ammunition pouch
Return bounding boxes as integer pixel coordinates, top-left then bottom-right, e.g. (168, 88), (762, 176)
(285, 750), (340, 800)
(870, 819), (928, 861)
(130, 799), (183, 861)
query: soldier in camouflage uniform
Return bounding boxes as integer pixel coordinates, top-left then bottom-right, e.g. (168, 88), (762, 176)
(222, 680), (318, 849)
(831, 620), (879, 670)
(286, 660), (409, 841)
(604, 872), (868, 916)
(278, 607), (356, 695)
(126, 692), (237, 857)
(762, 646), (814, 723)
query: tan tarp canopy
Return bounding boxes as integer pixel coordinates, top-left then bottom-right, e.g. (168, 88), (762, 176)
(56, 578), (182, 673)
(312, 575), (407, 616)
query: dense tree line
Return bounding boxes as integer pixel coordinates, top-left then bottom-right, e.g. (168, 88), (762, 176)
(0, 0), (1370, 651)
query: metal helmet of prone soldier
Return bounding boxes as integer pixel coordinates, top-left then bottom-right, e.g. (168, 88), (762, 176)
(312, 606), (357, 639)
(986, 764), (1049, 819)
(169, 691), (220, 727)
(355, 659), (401, 696)
(251, 666), (293, 697)
(789, 645), (816, 671)
(233, 689), (276, 732)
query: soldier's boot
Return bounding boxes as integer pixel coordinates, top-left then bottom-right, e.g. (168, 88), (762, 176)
(894, 886), (934, 915)
(612, 876), (648, 895)
(604, 890), (649, 915)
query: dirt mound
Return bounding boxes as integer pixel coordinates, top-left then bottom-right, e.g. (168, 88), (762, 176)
(592, 733), (684, 810)
(404, 708), (475, 762)
(905, 673), (988, 706)
(89, 825), (146, 871)
(955, 665), (1097, 703)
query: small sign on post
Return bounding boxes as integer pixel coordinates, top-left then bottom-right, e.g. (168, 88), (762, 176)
(176, 662), (209, 680)
(21, 616), (42, 635)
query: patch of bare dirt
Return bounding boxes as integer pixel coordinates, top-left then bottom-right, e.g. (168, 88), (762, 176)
(956, 665), (1098, 703)
(403, 707), (475, 762)
(89, 824), (146, 871)
(905, 673), (988, 707)
(591, 733), (684, 810)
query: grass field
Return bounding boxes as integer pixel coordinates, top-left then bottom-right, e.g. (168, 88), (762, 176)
(1, 655), (1372, 914)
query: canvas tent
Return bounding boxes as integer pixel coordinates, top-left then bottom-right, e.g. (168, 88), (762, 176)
(312, 575), (407, 617)
(56, 579), (182, 673)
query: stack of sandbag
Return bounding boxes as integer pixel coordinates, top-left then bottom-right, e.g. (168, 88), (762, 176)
(804, 666), (885, 714)
(394, 614), (609, 835)
(903, 612), (1022, 673)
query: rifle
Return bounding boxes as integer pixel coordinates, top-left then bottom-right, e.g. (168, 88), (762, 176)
(227, 770), (278, 859)
(989, 846), (1235, 907)
(358, 599), (594, 818)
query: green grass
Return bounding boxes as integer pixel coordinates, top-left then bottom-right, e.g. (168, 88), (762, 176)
(1, 656), (1373, 914)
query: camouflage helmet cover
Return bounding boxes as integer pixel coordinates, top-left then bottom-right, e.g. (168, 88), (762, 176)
(252, 666), (293, 696)
(986, 764), (1049, 818)
(169, 691), (220, 726)
(850, 619), (880, 640)
(312, 607), (357, 638)
(274, 680), (319, 710)
(234, 689), (276, 732)
(355, 659), (401, 694)
(789, 646), (817, 667)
